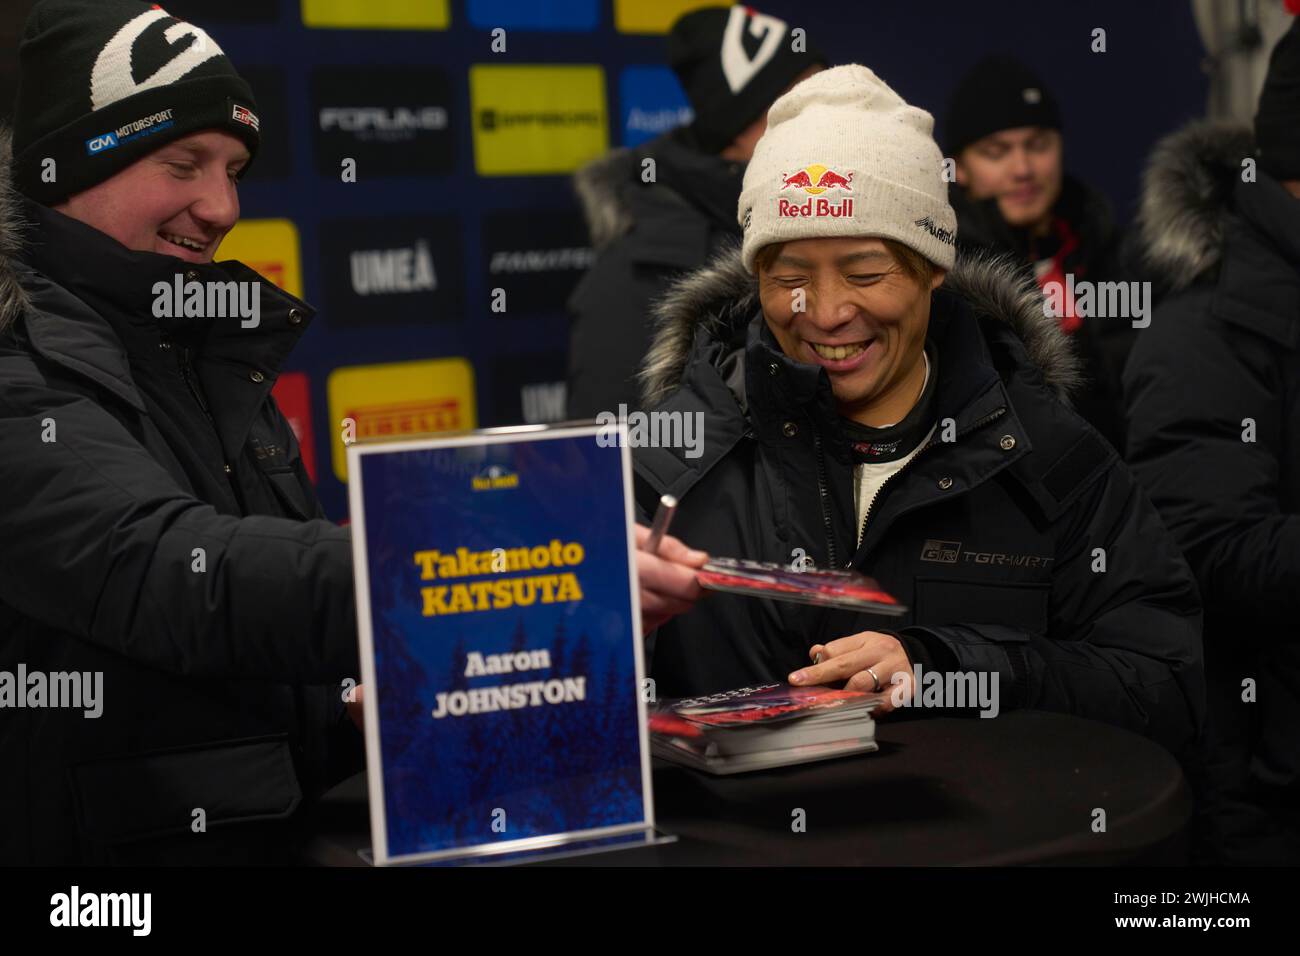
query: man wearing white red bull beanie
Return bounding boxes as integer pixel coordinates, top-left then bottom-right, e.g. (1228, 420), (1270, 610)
(634, 65), (1204, 765)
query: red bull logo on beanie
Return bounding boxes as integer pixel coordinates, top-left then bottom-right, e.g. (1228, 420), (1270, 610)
(778, 164), (855, 219)
(780, 164), (854, 194)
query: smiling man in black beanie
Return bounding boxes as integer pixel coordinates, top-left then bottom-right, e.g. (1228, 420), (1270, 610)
(1125, 14), (1300, 865)
(945, 56), (1135, 455)
(0, 0), (366, 865)
(10, 0), (261, 207)
(566, 4), (824, 419)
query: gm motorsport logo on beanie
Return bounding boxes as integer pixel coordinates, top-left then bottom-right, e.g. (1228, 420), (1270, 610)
(11, 0), (261, 205)
(738, 64), (957, 274)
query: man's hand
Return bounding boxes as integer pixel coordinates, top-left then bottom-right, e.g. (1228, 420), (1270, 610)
(346, 683), (363, 730)
(635, 523), (707, 634)
(789, 631), (914, 713)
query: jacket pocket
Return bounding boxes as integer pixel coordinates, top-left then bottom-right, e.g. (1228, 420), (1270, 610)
(914, 578), (1050, 635)
(70, 735), (303, 864)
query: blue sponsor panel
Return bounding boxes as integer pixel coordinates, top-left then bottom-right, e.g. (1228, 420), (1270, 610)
(349, 427), (651, 864)
(618, 65), (692, 147)
(467, 0), (599, 31)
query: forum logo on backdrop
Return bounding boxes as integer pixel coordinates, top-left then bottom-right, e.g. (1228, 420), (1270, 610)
(312, 67), (455, 177)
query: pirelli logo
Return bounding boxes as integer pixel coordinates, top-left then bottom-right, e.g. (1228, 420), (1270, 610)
(327, 356), (475, 482)
(345, 399), (462, 440)
(920, 540), (962, 564)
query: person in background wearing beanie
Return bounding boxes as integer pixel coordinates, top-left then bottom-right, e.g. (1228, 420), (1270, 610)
(0, 0), (705, 865)
(1123, 16), (1300, 865)
(635, 65), (1204, 761)
(945, 56), (1135, 453)
(565, 4), (823, 418)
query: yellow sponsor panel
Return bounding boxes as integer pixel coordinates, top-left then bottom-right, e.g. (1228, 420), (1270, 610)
(470, 65), (607, 176)
(216, 218), (303, 299)
(327, 358), (476, 482)
(613, 0), (728, 34)
(301, 0), (450, 30)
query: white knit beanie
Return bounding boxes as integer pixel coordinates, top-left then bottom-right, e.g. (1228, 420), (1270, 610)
(738, 64), (957, 273)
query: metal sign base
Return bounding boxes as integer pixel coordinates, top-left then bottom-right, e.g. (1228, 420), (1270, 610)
(358, 826), (676, 866)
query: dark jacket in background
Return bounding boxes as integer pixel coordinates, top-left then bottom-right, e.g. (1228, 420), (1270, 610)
(633, 247), (1204, 760)
(0, 153), (362, 863)
(566, 126), (743, 418)
(1124, 121), (1300, 864)
(951, 175), (1136, 453)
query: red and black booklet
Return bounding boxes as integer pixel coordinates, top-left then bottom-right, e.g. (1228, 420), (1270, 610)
(695, 557), (906, 615)
(649, 683), (879, 774)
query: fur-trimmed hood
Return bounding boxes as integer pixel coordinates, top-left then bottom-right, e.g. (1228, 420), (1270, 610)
(1133, 120), (1255, 293)
(0, 127), (31, 333)
(573, 147), (638, 251)
(572, 130), (744, 254)
(638, 244), (1082, 410)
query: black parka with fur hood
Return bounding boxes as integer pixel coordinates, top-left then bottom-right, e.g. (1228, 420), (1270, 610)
(1125, 121), (1300, 863)
(633, 245), (1205, 760)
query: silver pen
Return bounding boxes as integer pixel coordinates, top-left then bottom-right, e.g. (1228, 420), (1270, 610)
(644, 494), (678, 555)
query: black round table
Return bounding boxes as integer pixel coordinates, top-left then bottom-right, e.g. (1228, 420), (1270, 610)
(304, 709), (1192, 866)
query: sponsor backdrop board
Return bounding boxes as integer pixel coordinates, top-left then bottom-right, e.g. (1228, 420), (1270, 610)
(3, 0), (1203, 520)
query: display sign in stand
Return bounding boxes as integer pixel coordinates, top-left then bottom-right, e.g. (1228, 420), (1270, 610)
(347, 425), (662, 865)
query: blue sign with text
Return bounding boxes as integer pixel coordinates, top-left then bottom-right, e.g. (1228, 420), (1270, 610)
(349, 426), (652, 864)
(619, 66), (692, 147)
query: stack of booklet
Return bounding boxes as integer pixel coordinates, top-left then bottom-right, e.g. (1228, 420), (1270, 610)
(649, 683), (879, 774)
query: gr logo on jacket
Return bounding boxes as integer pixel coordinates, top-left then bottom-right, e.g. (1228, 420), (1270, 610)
(633, 246), (1205, 759)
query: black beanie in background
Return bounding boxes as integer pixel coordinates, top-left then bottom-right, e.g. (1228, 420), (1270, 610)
(1256, 15), (1300, 181)
(944, 55), (1062, 156)
(11, 0), (261, 205)
(668, 5), (826, 155)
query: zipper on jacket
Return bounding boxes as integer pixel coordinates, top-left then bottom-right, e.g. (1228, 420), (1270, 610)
(178, 345), (215, 425)
(177, 344), (244, 507)
(851, 406), (1008, 566)
(812, 429), (839, 569)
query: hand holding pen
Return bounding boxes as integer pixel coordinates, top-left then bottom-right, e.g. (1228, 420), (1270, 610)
(635, 494), (708, 634)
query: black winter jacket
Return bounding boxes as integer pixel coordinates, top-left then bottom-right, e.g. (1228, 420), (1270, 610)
(950, 175), (1136, 453)
(1124, 121), (1300, 863)
(566, 127), (744, 418)
(633, 247), (1205, 759)
(0, 175), (361, 862)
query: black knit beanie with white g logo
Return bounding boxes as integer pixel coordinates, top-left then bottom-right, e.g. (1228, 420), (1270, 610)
(10, 0), (261, 205)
